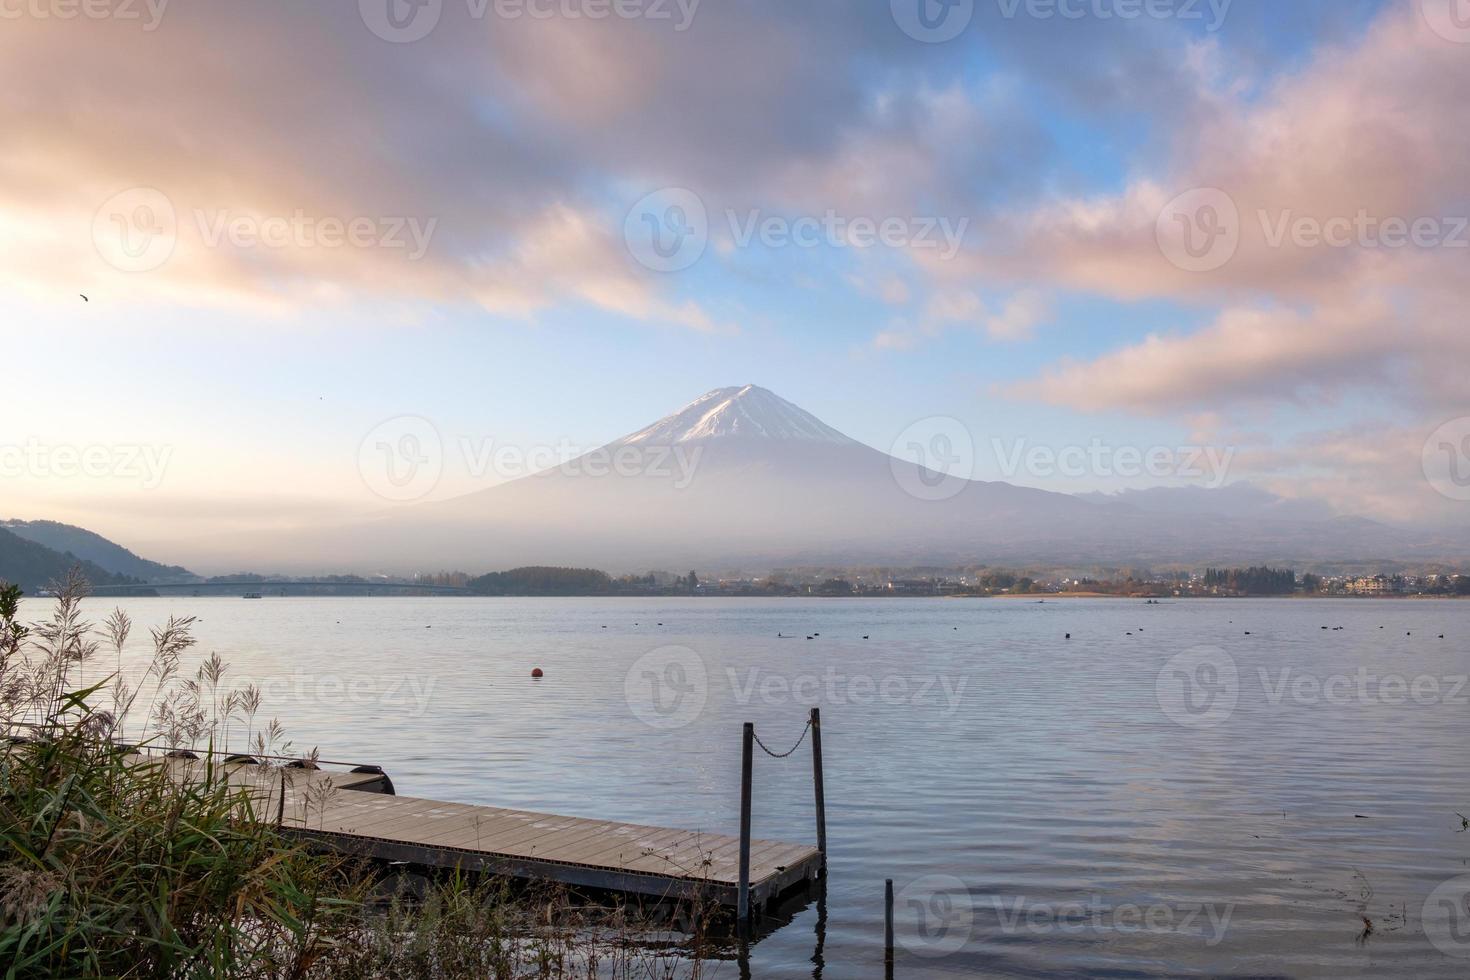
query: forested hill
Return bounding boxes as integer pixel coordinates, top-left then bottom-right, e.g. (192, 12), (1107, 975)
(0, 520), (196, 583)
(0, 526), (137, 593)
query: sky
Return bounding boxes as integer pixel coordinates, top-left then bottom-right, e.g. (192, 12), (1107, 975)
(3, 0), (1469, 563)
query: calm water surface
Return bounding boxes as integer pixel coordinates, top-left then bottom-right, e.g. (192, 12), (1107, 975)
(29, 596), (1470, 978)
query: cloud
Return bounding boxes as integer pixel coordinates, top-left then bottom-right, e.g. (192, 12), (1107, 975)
(0, 0), (1093, 324)
(926, 290), (984, 324)
(0, 4), (756, 328)
(975, 6), (1469, 292)
(846, 274), (912, 306)
(871, 330), (921, 352)
(994, 4), (1470, 414)
(984, 290), (1049, 341)
(1227, 421), (1470, 527)
(470, 205), (728, 332)
(1004, 300), (1400, 412)
(866, 287), (1047, 352)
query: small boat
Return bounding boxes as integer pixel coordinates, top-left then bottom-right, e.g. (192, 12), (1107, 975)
(242, 592), (263, 599)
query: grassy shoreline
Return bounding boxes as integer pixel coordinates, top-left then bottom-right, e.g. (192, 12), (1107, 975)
(0, 573), (715, 978)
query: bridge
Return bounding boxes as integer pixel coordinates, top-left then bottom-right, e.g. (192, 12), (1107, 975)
(93, 580), (471, 596)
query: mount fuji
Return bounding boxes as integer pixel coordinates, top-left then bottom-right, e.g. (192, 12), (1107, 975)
(313, 385), (1120, 570)
(261, 384), (1460, 574)
(613, 385), (857, 447)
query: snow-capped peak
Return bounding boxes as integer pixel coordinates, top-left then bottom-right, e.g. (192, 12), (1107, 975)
(615, 385), (858, 446)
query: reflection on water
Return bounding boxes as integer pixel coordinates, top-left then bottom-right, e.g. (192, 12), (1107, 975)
(28, 595), (1470, 978)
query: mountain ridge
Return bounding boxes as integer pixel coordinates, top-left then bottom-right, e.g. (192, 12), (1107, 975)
(281, 385), (1467, 572)
(1, 520), (198, 584)
(0, 525), (137, 594)
(161, 385), (1470, 573)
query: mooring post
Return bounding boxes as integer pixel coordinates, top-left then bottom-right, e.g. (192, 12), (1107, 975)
(738, 721), (754, 934)
(884, 878), (895, 967)
(810, 707), (827, 872)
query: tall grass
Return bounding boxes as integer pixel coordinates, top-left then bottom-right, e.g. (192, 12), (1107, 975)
(0, 571), (715, 978)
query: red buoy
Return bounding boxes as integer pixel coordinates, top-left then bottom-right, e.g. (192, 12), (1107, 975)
(531, 668), (544, 678)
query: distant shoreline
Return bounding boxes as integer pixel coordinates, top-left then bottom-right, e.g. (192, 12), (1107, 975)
(58, 590), (1470, 601)
(988, 592), (1467, 601)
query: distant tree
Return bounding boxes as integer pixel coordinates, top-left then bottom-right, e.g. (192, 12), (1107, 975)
(1204, 566), (1296, 596)
(468, 567), (613, 596)
(979, 572), (1017, 592)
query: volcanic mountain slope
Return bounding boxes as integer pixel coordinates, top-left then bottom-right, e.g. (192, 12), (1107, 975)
(310, 385), (1459, 572)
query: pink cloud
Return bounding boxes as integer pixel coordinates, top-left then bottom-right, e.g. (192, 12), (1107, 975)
(0, 8), (727, 330)
(991, 5), (1470, 414)
(1004, 300), (1401, 413)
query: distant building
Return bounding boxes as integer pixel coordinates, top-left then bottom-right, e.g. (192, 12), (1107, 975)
(1344, 575), (1391, 595)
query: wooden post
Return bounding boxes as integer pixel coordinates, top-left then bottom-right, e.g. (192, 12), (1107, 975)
(738, 722), (754, 933)
(810, 707), (827, 872)
(884, 878), (895, 967)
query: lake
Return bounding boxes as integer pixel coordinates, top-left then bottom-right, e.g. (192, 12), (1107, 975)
(24, 595), (1470, 978)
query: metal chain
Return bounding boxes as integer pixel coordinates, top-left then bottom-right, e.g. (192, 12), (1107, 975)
(752, 719), (812, 759)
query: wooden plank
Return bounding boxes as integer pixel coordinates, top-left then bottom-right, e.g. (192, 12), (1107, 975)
(499, 822), (723, 875)
(313, 797), (816, 888)
(306, 793), (417, 827)
(484, 819), (633, 860)
(398, 808), (546, 850)
(621, 834), (761, 879)
(153, 753), (824, 909)
(751, 841), (820, 877)
(544, 825), (701, 867)
(329, 798), (483, 835)
(288, 818), (821, 907)
(619, 846), (726, 880)
(424, 810), (588, 851)
(598, 825), (737, 868)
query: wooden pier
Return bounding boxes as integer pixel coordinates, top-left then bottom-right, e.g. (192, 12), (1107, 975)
(283, 789), (821, 908)
(157, 710), (828, 918)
